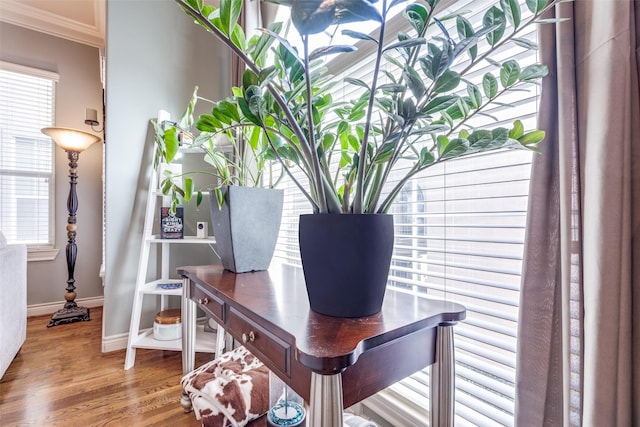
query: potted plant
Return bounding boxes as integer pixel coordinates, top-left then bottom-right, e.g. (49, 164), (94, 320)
(172, 0), (559, 316)
(152, 87), (284, 273)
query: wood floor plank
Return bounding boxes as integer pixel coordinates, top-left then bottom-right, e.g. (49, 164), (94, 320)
(0, 307), (212, 426)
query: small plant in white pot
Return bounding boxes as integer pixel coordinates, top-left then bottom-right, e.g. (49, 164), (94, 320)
(153, 87), (284, 273)
(172, 0), (562, 316)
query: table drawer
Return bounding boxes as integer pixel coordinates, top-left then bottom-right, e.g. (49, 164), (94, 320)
(192, 284), (225, 323)
(227, 306), (291, 377)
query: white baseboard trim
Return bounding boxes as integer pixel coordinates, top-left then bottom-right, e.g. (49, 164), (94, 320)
(101, 332), (129, 353)
(27, 296), (104, 317)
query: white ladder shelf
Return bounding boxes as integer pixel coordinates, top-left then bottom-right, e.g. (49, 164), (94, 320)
(124, 139), (218, 370)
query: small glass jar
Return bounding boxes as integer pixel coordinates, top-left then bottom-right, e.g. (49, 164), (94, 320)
(153, 309), (181, 341)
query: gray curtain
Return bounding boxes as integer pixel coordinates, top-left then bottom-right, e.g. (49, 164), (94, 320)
(515, 0), (640, 426)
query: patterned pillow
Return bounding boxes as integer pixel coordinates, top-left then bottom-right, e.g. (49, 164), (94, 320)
(181, 346), (269, 427)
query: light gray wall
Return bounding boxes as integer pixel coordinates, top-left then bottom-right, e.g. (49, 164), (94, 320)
(104, 0), (229, 337)
(0, 22), (104, 306)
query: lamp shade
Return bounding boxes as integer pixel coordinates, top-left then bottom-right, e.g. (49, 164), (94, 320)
(41, 127), (101, 152)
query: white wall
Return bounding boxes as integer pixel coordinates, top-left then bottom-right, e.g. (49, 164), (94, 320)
(0, 22), (104, 306)
(103, 0), (229, 339)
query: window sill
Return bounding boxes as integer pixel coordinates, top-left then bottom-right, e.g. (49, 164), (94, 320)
(28, 247), (60, 262)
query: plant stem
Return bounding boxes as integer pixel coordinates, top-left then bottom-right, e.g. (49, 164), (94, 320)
(303, 35), (329, 213)
(353, 0), (388, 214)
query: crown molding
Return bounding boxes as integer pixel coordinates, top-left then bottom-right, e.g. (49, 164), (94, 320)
(0, 0), (105, 48)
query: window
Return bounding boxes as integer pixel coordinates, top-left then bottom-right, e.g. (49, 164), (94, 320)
(270, 0), (541, 425)
(0, 62), (58, 259)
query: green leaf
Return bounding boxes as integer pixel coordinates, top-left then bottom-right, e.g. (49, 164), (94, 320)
(230, 23), (246, 50)
(238, 98), (262, 126)
(220, 0), (242, 36)
(290, 1), (334, 35)
(196, 114), (222, 132)
(196, 191), (204, 207)
(259, 28), (302, 66)
(404, 3), (430, 34)
(425, 0), (441, 10)
(482, 73), (498, 99)
(374, 141), (396, 165)
(419, 147), (435, 166)
(217, 100), (242, 123)
(163, 127), (179, 162)
(214, 187), (224, 209)
(345, 77), (371, 91)
(519, 64), (549, 81)
(184, 177), (194, 203)
(378, 83), (406, 93)
(456, 16), (477, 61)
(519, 130), (546, 145)
(467, 129), (493, 149)
(177, 86), (198, 130)
(512, 37), (538, 50)
(509, 119), (525, 139)
(342, 29), (378, 42)
(251, 22), (283, 64)
(500, 60), (521, 87)
(383, 38), (427, 52)
(242, 69), (260, 90)
(437, 135), (449, 156)
(483, 6), (506, 46)
(467, 84), (483, 109)
(421, 43), (452, 80)
(434, 70), (460, 93)
(441, 138), (469, 158)
(309, 45), (357, 60)
(337, 120), (349, 135)
(526, 0), (547, 13)
(500, 0), (521, 28)
(403, 65), (426, 99)
(337, 0), (383, 23)
(491, 127), (510, 147)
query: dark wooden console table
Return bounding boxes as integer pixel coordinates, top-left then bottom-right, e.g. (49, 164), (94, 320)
(178, 262), (465, 427)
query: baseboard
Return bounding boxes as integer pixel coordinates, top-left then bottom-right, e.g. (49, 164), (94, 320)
(101, 332), (129, 353)
(27, 296), (104, 317)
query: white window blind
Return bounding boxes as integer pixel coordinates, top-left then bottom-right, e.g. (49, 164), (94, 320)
(270, 0), (541, 425)
(0, 62), (57, 247)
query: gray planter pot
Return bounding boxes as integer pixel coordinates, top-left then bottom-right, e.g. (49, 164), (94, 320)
(209, 186), (283, 273)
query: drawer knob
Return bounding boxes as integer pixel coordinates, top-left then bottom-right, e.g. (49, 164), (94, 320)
(242, 331), (255, 343)
(198, 297), (209, 305)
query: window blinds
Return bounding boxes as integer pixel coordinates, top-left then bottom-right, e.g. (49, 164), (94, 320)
(0, 63), (57, 246)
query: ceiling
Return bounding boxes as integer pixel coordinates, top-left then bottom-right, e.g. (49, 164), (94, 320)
(0, 0), (106, 47)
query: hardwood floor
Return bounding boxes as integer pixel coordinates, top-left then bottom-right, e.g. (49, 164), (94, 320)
(0, 307), (212, 426)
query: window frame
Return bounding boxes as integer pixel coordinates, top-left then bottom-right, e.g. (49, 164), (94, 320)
(0, 61), (60, 261)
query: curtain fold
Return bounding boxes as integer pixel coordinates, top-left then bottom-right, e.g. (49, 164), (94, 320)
(516, 0), (640, 425)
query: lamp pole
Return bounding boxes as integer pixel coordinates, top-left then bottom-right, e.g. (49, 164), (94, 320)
(41, 127), (101, 327)
(48, 150), (89, 327)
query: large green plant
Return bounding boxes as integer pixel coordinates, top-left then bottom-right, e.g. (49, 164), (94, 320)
(152, 86), (282, 210)
(174, 0), (562, 214)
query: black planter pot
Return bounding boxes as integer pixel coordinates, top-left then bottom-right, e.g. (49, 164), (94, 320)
(210, 186), (283, 273)
(298, 213), (394, 318)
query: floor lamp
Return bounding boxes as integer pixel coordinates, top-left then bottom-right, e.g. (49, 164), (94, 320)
(41, 127), (101, 327)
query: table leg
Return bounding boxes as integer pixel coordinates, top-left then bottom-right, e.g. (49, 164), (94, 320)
(181, 278), (196, 412)
(430, 323), (456, 427)
(308, 372), (344, 427)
